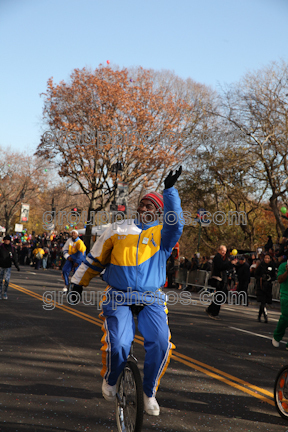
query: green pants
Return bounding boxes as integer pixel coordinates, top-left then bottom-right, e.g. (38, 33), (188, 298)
(273, 297), (288, 345)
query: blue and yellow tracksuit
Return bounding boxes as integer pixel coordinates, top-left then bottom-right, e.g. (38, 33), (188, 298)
(71, 187), (183, 397)
(62, 237), (86, 286)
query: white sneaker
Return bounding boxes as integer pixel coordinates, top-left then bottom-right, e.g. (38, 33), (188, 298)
(63, 286), (68, 293)
(102, 379), (116, 402)
(3, 293), (8, 300)
(272, 337), (280, 348)
(143, 392), (160, 416)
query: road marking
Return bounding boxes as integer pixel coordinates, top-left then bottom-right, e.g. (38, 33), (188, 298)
(172, 351), (274, 398)
(10, 283), (275, 406)
(10, 283), (104, 327)
(224, 306), (280, 316)
(224, 307), (279, 322)
(170, 354), (274, 406)
(229, 326), (286, 344)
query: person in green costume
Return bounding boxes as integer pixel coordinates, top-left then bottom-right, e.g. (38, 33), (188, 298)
(272, 260), (288, 348)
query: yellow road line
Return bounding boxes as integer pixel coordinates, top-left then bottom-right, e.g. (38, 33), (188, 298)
(10, 284), (103, 327)
(128, 335), (275, 400)
(170, 354), (275, 407)
(10, 283), (275, 406)
(172, 351), (274, 399)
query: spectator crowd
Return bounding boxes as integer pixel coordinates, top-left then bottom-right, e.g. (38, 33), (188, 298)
(0, 231), (77, 271)
(165, 234), (288, 323)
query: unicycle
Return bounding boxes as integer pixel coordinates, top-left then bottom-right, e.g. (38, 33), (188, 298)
(115, 306), (144, 432)
(274, 365), (288, 419)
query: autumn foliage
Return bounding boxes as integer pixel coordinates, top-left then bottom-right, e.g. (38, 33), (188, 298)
(36, 66), (193, 209)
(2, 61), (288, 254)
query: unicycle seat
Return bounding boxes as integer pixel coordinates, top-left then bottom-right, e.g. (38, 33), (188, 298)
(130, 304), (145, 316)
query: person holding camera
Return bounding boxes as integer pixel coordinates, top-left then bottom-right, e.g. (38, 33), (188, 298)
(0, 235), (20, 300)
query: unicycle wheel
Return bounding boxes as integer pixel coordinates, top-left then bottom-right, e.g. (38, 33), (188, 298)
(116, 360), (144, 432)
(274, 365), (288, 419)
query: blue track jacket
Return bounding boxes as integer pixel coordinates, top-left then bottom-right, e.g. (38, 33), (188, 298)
(62, 236), (86, 265)
(71, 187), (183, 292)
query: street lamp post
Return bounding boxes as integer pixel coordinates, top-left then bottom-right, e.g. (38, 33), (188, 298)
(197, 222), (202, 253)
(111, 160), (123, 221)
(196, 208), (208, 254)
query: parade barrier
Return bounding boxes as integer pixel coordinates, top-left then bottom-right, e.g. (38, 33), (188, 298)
(175, 268), (211, 290)
(175, 269), (281, 301)
(247, 277), (280, 301)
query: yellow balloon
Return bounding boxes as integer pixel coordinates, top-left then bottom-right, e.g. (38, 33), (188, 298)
(231, 249), (238, 256)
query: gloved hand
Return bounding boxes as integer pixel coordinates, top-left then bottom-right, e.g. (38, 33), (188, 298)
(164, 166), (182, 189)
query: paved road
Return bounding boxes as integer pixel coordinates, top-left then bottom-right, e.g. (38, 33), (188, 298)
(1, 267), (288, 431)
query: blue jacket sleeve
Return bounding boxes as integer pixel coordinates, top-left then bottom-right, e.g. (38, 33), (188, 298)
(70, 250), (86, 265)
(62, 239), (71, 260)
(160, 187), (183, 252)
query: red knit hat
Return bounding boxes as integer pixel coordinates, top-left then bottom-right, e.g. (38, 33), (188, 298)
(140, 192), (164, 213)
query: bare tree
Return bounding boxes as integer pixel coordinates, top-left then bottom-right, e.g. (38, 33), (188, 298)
(216, 60), (288, 235)
(0, 148), (47, 233)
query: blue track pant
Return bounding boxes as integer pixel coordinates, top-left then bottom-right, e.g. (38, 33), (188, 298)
(99, 288), (175, 397)
(62, 260), (79, 286)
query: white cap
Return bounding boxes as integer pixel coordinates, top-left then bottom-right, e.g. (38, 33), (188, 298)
(71, 229), (78, 235)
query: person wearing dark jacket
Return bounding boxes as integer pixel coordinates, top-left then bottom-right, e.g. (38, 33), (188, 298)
(264, 236), (273, 252)
(255, 253), (276, 323)
(190, 254), (199, 271)
(0, 235), (20, 300)
(276, 237), (288, 258)
(178, 257), (191, 290)
(166, 251), (176, 289)
(206, 245), (237, 320)
(236, 256), (251, 306)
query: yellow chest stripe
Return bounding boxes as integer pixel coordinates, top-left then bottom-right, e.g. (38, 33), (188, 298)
(110, 226), (162, 267)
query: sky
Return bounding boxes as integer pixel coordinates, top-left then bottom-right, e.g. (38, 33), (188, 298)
(1, 0), (288, 155)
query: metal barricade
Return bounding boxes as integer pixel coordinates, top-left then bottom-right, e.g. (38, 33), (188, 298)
(175, 268), (188, 284)
(175, 270), (281, 301)
(175, 269), (211, 290)
(247, 277), (256, 296)
(272, 281), (280, 300)
(248, 277), (280, 301)
(189, 270), (210, 289)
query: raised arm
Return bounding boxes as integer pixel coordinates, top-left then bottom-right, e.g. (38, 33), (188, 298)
(161, 167), (183, 252)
